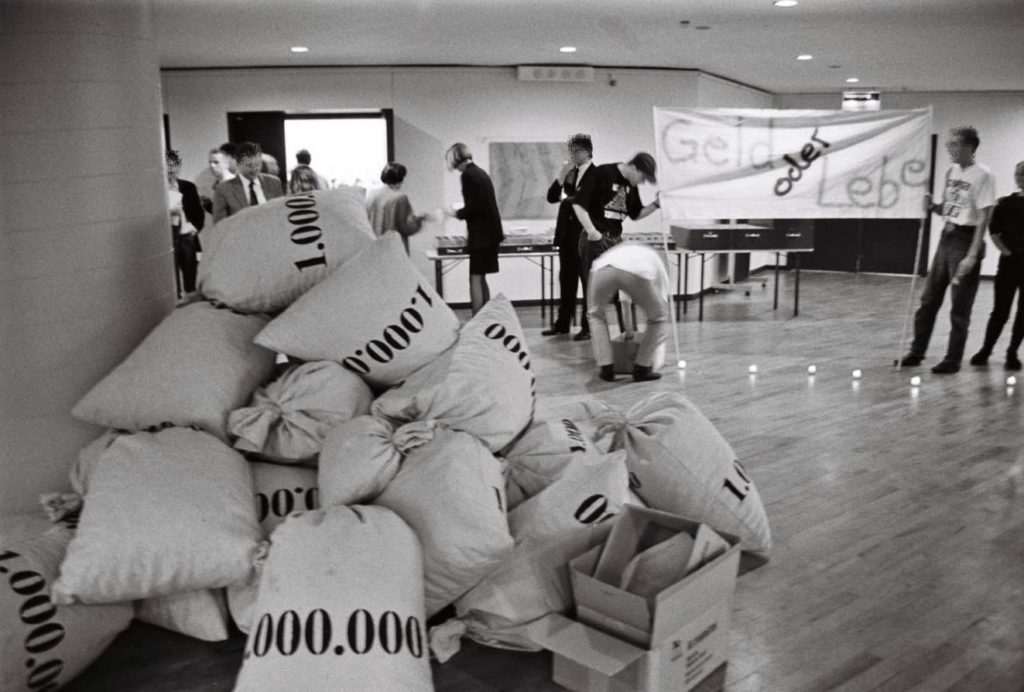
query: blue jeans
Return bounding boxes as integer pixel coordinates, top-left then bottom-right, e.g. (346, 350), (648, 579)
(909, 229), (982, 362)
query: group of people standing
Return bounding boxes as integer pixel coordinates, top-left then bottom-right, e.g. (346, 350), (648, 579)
(901, 126), (1024, 373)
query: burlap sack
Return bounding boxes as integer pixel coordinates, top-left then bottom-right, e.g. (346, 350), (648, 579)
(255, 232), (459, 388)
(198, 187), (375, 313)
(229, 361), (373, 464)
(372, 294), (536, 452)
(233, 506), (432, 692)
(319, 416), (437, 507)
(52, 428), (265, 604)
(71, 301), (277, 442)
(454, 450), (629, 650)
(374, 429), (513, 616)
(499, 417), (589, 509)
(0, 513), (132, 692)
(250, 462), (319, 537)
(591, 392), (771, 553)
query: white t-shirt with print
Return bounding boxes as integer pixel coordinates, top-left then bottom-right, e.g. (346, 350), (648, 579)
(940, 163), (996, 226)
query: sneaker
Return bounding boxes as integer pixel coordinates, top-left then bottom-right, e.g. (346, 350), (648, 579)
(969, 350), (991, 366)
(599, 364), (617, 382)
(931, 360), (961, 374)
(573, 330), (591, 342)
(1006, 354), (1022, 371)
(899, 354), (924, 367)
(633, 364), (663, 382)
(541, 324), (569, 336)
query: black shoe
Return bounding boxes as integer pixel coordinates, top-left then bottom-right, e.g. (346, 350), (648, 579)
(931, 360), (960, 374)
(541, 324), (569, 336)
(633, 364), (663, 382)
(969, 351), (990, 366)
(573, 330), (591, 341)
(599, 364), (617, 382)
(1006, 354), (1022, 371)
(899, 354), (924, 367)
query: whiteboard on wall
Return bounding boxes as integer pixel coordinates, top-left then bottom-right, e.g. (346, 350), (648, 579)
(488, 142), (565, 219)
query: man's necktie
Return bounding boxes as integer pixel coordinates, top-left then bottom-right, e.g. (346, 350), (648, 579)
(249, 180), (258, 206)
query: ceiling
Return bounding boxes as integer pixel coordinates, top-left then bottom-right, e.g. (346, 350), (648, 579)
(154, 0), (1024, 94)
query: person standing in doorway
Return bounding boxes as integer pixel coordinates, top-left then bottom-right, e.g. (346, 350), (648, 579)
(212, 141), (284, 223)
(165, 149), (205, 295)
(900, 126), (996, 374)
(445, 143), (503, 315)
(970, 160), (1024, 371)
(572, 152), (662, 341)
(543, 133), (595, 337)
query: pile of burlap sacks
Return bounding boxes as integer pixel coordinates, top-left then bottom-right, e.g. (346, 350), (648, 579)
(1, 188), (771, 692)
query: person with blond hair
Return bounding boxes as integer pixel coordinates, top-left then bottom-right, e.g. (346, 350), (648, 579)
(445, 143), (503, 314)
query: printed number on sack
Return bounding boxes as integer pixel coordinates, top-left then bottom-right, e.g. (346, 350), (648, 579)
(0, 550), (67, 692)
(342, 286), (434, 375)
(256, 487), (320, 522)
(243, 608), (425, 660)
(285, 195), (329, 271)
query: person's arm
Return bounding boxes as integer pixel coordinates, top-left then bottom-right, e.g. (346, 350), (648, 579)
(631, 190), (661, 221)
(182, 183), (205, 232)
(955, 205), (993, 280)
(571, 168), (602, 241)
(396, 195), (424, 237)
(988, 197), (1012, 256)
(547, 179), (564, 204)
(212, 186), (229, 224)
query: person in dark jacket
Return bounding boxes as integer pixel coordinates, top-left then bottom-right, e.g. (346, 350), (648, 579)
(165, 149), (205, 295)
(971, 160), (1024, 370)
(543, 133), (595, 337)
(445, 143), (504, 315)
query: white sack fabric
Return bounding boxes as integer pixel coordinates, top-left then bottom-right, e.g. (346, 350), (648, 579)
(71, 301), (276, 442)
(135, 589), (230, 642)
(455, 450), (629, 650)
(198, 187), (375, 313)
(374, 429), (513, 616)
(1, 513), (132, 692)
(52, 428), (264, 604)
(233, 506), (432, 692)
(249, 462), (320, 536)
(229, 361), (373, 463)
(319, 416), (437, 507)
(372, 294), (536, 452)
(499, 417), (589, 509)
(591, 392), (772, 553)
(255, 232), (459, 388)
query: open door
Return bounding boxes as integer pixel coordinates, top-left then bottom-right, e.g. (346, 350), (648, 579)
(227, 111), (287, 186)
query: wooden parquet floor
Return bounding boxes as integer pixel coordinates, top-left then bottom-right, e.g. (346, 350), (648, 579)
(66, 271), (1024, 692)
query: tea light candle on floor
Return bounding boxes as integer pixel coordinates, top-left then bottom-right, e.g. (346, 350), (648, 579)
(677, 360), (687, 369)
(807, 365), (817, 375)
(748, 364), (758, 374)
(910, 375), (921, 386)
(1008, 376), (1017, 386)
(852, 369), (862, 379)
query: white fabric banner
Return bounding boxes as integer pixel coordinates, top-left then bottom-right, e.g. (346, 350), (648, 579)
(653, 107), (933, 219)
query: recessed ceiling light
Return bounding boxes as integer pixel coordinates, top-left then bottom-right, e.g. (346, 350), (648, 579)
(846, 77), (860, 83)
(796, 54), (813, 60)
(560, 46), (577, 53)
(773, 0), (798, 7)
(290, 46), (310, 53)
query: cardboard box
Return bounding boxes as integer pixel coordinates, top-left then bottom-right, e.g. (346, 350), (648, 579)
(526, 506), (741, 692)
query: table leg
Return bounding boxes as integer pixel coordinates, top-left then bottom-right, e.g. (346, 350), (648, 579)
(675, 253), (682, 320)
(540, 256), (546, 323)
(683, 253), (689, 316)
(699, 253), (705, 322)
(435, 259), (444, 299)
(549, 254), (555, 326)
(773, 252), (780, 310)
(794, 253), (801, 316)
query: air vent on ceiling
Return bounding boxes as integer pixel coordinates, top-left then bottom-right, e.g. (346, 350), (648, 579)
(517, 65), (595, 83)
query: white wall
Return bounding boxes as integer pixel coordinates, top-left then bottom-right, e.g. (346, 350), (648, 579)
(162, 66), (772, 302)
(776, 91), (1024, 276)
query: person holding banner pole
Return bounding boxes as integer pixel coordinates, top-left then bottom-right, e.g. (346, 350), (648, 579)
(900, 126), (996, 374)
(970, 161), (1024, 371)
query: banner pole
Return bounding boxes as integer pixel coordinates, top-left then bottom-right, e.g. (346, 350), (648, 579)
(659, 215), (682, 370)
(896, 133), (938, 368)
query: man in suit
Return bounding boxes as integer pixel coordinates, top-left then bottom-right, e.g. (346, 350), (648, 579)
(543, 133), (595, 338)
(165, 149), (205, 294)
(212, 141), (285, 223)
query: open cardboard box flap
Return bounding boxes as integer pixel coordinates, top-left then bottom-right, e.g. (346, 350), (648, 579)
(573, 505), (741, 646)
(523, 613), (648, 677)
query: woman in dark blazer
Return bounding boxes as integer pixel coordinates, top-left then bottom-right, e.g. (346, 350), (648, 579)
(445, 143), (503, 315)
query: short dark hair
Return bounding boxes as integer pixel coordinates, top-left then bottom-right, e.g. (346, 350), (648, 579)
(568, 133), (593, 156)
(165, 149), (182, 167)
(951, 126), (980, 151)
(380, 162), (408, 185)
(628, 152), (657, 184)
(296, 149), (311, 165)
(219, 142), (238, 159)
(236, 141), (262, 161)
